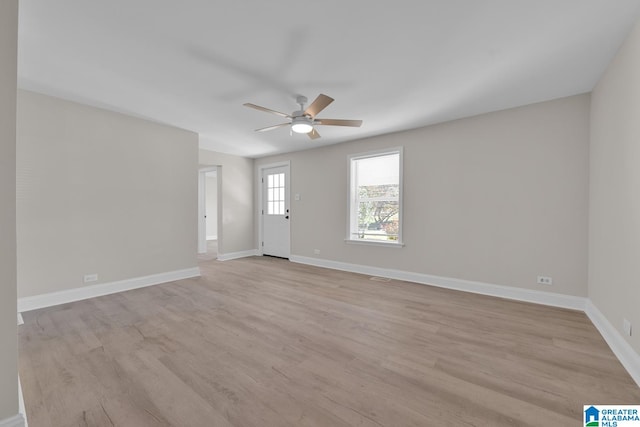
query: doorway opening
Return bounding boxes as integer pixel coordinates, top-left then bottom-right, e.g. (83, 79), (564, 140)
(198, 166), (221, 260)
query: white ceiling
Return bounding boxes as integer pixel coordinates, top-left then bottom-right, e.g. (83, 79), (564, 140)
(17, 1), (640, 158)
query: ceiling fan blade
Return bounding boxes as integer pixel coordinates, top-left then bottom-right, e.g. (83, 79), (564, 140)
(307, 128), (321, 140)
(315, 119), (363, 127)
(243, 103), (291, 118)
(255, 123), (290, 132)
(304, 94), (334, 118)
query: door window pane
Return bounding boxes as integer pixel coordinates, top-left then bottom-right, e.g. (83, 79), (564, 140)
(267, 173), (285, 216)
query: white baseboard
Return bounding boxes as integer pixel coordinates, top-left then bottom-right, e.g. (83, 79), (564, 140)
(206, 235), (217, 241)
(18, 267), (201, 313)
(217, 249), (258, 261)
(585, 300), (640, 387)
(290, 255), (586, 311)
(18, 376), (27, 427)
(17, 313), (23, 326)
(0, 414), (25, 427)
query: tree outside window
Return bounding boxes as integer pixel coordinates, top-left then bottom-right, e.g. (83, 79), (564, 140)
(349, 149), (402, 244)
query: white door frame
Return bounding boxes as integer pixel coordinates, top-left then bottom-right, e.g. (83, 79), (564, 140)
(198, 166), (221, 255)
(258, 161), (291, 256)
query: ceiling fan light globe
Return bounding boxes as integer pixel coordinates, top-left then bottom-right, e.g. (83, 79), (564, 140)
(291, 116), (313, 134)
(291, 122), (313, 134)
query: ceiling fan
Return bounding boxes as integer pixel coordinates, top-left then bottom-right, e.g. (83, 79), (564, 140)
(243, 94), (362, 140)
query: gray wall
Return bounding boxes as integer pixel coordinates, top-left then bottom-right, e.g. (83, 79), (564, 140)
(256, 94), (590, 297)
(0, 0), (19, 421)
(589, 18), (640, 355)
(199, 149), (254, 255)
(17, 90), (199, 298)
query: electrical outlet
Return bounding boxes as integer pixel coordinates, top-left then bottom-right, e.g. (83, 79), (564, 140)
(84, 273), (98, 283)
(623, 319), (632, 336)
(313, 249), (320, 255)
(537, 276), (553, 285)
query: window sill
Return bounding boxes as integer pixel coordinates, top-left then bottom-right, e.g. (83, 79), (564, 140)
(344, 239), (404, 248)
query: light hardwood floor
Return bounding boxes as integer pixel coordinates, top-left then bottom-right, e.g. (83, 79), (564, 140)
(19, 256), (640, 426)
(197, 239), (218, 262)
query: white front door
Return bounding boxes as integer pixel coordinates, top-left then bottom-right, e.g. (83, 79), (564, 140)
(262, 165), (290, 258)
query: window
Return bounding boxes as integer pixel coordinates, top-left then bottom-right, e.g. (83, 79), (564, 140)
(267, 172), (285, 215)
(348, 148), (403, 245)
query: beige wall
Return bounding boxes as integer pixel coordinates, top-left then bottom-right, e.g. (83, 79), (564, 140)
(199, 149), (254, 255)
(206, 175), (218, 238)
(17, 90), (199, 298)
(589, 19), (640, 354)
(256, 95), (590, 297)
(0, 0), (19, 421)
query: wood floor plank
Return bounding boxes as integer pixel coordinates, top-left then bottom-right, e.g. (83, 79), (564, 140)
(19, 255), (640, 426)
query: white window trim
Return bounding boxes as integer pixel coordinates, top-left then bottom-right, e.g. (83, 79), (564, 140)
(344, 239), (405, 248)
(347, 147), (404, 247)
